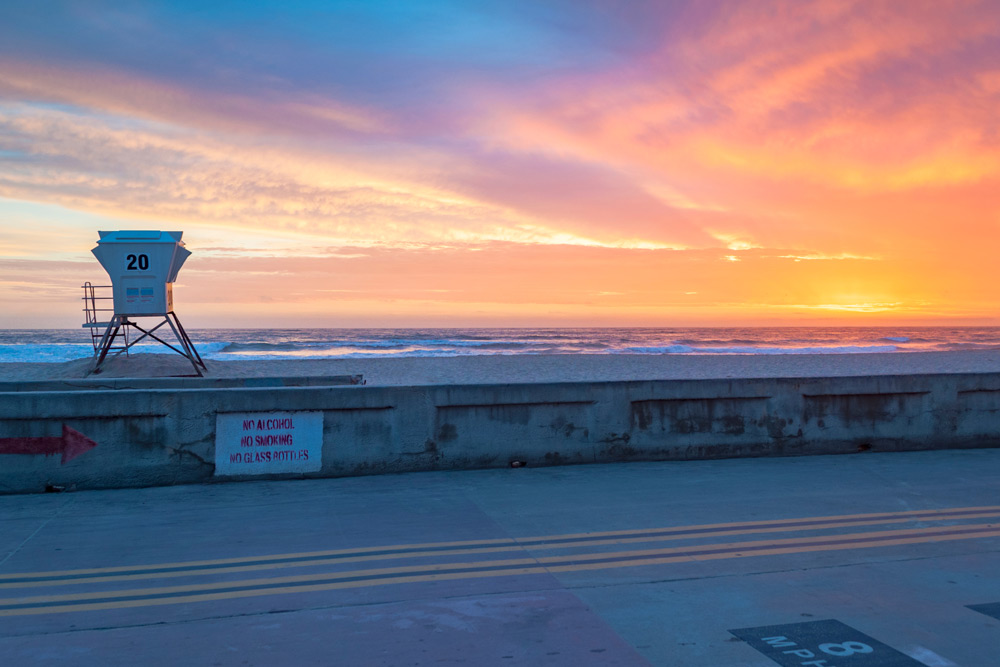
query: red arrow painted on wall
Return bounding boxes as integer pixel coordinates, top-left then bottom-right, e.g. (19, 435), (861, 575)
(0, 425), (98, 464)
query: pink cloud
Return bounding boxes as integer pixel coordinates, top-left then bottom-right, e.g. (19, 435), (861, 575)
(3, 1), (999, 326)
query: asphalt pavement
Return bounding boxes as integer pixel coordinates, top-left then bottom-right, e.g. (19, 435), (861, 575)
(3, 449), (1000, 666)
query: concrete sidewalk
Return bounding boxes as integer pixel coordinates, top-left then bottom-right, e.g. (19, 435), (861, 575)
(3, 450), (1000, 665)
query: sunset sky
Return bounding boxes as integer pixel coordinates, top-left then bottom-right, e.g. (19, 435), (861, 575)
(1, 0), (998, 328)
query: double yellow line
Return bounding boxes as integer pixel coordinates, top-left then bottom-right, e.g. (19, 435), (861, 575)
(2, 506), (999, 616)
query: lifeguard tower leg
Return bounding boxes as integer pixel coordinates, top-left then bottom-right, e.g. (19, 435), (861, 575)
(168, 312), (207, 371)
(116, 316), (205, 377)
(163, 313), (205, 376)
(90, 315), (123, 374)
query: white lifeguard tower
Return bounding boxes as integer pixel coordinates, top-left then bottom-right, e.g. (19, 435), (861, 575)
(83, 230), (206, 376)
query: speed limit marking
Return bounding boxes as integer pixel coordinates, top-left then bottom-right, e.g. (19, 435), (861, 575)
(729, 619), (924, 666)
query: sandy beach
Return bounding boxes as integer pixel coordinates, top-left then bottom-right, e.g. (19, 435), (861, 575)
(2, 350), (1000, 386)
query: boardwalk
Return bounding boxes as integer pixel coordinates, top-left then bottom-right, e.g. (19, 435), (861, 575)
(3, 450), (1000, 664)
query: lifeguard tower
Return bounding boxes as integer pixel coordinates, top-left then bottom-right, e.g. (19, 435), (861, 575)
(82, 230), (206, 376)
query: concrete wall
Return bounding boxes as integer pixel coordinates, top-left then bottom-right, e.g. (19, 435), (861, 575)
(2, 372), (999, 494)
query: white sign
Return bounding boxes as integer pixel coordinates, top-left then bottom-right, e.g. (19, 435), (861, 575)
(215, 411), (323, 476)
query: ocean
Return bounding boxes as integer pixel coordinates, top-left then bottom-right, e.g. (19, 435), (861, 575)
(1, 326), (999, 363)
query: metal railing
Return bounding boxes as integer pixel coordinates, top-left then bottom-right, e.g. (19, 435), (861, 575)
(81, 282), (127, 353)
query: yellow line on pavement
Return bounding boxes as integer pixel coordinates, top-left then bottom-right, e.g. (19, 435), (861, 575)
(3, 506), (998, 589)
(2, 521), (998, 616)
(514, 506), (1000, 542)
(0, 567), (554, 617)
(0, 557), (543, 607)
(544, 527), (1000, 573)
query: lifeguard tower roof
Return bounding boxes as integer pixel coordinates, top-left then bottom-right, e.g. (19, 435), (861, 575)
(98, 230), (183, 240)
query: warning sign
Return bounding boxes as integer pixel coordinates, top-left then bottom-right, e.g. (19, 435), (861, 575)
(215, 411), (323, 476)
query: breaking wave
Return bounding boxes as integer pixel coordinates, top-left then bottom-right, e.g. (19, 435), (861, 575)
(2, 327), (999, 362)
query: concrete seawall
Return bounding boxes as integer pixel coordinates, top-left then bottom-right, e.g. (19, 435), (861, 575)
(2, 372), (999, 494)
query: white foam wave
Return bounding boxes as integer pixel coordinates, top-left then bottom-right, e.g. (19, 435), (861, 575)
(3, 326), (999, 363)
(619, 344), (899, 355)
(0, 344), (96, 363)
